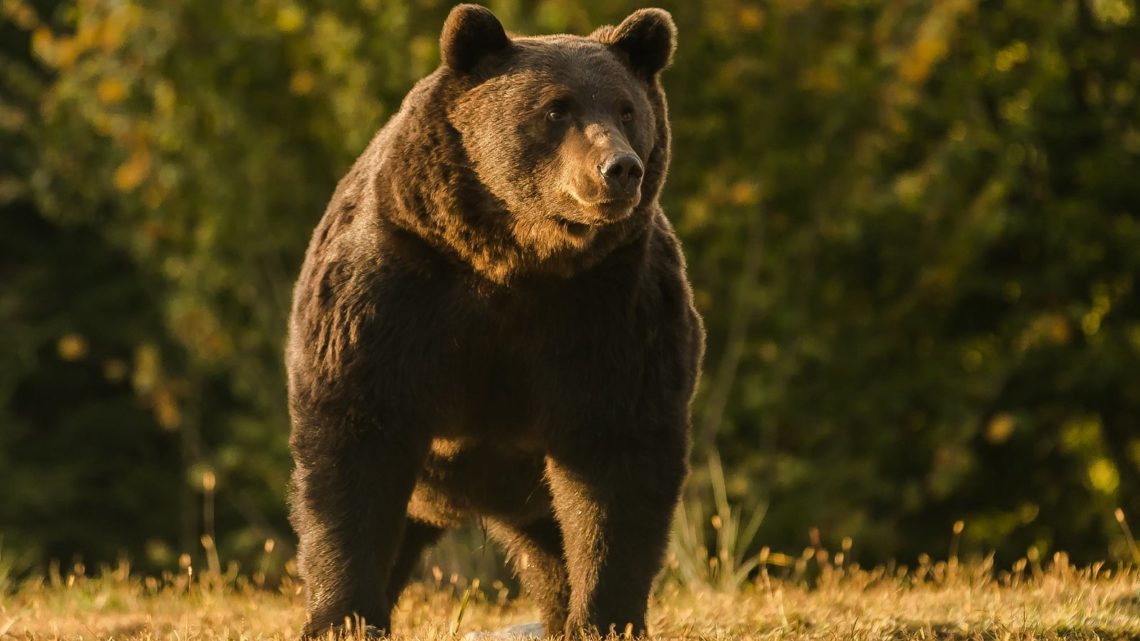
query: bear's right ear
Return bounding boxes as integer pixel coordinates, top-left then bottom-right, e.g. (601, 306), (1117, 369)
(440, 4), (511, 73)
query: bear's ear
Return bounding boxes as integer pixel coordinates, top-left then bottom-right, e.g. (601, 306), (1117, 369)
(596, 8), (677, 78)
(440, 4), (511, 73)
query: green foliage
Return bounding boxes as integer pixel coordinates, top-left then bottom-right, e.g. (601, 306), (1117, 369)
(1, 0), (1138, 575)
(677, 0), (1140, 565)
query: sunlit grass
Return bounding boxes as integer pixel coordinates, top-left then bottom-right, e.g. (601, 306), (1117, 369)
(5, 476), (1138, 639)
(2, 553), (1138, 640)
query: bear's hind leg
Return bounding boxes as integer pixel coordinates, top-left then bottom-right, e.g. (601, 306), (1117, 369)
(386, 518), (445, 604)
(489, 516), (571, 636)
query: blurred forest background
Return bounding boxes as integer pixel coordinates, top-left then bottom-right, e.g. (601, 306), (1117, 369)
(2, 0), (1140, 582)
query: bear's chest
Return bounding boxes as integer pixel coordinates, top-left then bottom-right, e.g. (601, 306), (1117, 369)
(379, 268), (647, 439)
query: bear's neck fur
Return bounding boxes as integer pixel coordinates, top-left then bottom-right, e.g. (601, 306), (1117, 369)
(358, 66), (672, 286)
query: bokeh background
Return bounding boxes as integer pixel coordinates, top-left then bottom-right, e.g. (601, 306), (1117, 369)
(2, 0), (1139, 583)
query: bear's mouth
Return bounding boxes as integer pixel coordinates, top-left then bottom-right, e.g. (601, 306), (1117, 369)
(592, 198), (639, 218)
(555, 217), (594, 236)
(565, 188), (640, 222)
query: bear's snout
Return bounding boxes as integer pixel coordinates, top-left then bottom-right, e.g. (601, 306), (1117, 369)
(599, 153), (644, 193)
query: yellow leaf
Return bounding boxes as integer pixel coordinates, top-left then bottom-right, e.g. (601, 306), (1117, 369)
(75, 17), (99, 49)
(739, 6), (764, 31)
(31, 26), (53, 62)
(101, 17), (125, 51)
(1088, 458), (1120, 494)
(153, 387), (181, 430)
(985, 414), (1015, 444)
(1016, 313), (1071, 352)
(289, 70), (315, 95)
(54, 36), (78, 68)
(276, 5), (305, 33)
(1090, 0), (1133, 25)
(113, 148), (151, 192)
(132, 343), (160, 394)
(97, 77), (127, 103)
(900, 35), (947, 84)
(995, 41), (1029, 72)
(729, 181), (760, 206)
(3, 0), (40, 30)
(99, 4), (139, 51)
(57, 333), (88, 361)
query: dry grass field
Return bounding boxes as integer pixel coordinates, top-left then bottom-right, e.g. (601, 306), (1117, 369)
(2, 555), (1138, 641)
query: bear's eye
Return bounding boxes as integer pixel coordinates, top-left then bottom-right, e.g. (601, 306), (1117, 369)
(620, 107), (635, 122)
(546, 108), (568, 123)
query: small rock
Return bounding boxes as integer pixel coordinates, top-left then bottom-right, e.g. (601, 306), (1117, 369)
(461, 622), (545, 640)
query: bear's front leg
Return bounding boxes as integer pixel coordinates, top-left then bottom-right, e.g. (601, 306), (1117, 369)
(290, 420), (428, 638)
(545, 431), (687, 639)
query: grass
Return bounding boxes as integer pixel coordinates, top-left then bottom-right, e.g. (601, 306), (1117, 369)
(2, 554), (1138, 640)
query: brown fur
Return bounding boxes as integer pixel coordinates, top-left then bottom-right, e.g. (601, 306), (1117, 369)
(286, 5), (703, 638)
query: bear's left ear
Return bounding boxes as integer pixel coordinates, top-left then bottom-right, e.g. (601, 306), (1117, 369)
(440, 4), (512, 73)
(596, 8), (677, 78)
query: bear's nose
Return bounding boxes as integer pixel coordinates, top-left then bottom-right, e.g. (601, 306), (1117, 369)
(599, 154), (644, 191)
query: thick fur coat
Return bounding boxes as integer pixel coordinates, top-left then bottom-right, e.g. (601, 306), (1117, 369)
(286, 5), (703, 638)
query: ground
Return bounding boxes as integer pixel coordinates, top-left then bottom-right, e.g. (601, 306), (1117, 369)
(3, 559), (1138, 640)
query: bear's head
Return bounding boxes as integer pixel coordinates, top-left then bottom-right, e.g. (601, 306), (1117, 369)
(434, 4), (676, 268)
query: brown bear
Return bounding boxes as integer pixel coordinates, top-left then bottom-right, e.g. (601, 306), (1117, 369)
(286, 4), (703, 639)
